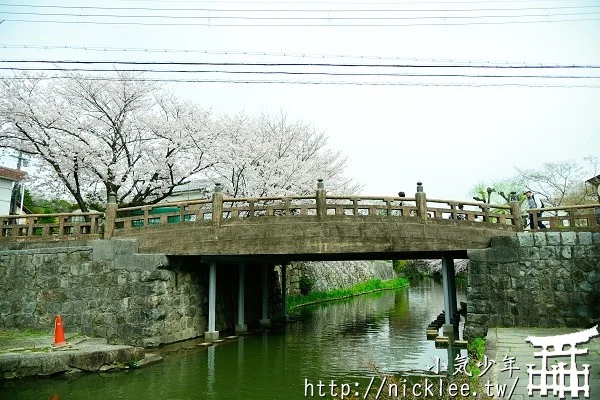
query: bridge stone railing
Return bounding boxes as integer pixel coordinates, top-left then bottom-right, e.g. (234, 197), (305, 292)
(113, 198), (214, 235)
(104, 180), (522, 239)
(0, 212), (103, 240)
(528, 204), (600, 230)
(3, 181), (598, 242)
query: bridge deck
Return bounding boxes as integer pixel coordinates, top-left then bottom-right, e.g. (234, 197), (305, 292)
(1, 186), (598, 259)
(114, 215), (517, 258)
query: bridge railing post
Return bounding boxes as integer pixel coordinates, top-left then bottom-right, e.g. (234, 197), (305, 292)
(316, 179), (326, 219)
(212, 183), (223, 226)
(510, 199), (523, 231)
(415, 182), (428, 223)
(104, 192), (117, 239)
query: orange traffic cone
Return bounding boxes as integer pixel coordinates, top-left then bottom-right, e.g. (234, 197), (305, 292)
(53, 315), (66, 347)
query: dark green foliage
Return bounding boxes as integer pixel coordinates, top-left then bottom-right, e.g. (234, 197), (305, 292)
(22, 189), (35, 211)
(392, 260), (407, 274)
(299, 275), (314, 295)
(399, 259), (429, 279)
(23, 189), (78, 222)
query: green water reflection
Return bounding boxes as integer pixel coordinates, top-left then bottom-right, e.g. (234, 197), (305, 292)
(1, 277), (465, 400)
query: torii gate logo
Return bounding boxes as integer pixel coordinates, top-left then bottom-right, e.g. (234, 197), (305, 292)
(525, 325), (599, 399)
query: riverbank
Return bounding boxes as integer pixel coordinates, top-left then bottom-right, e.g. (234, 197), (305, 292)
(287, 277), (409, 312)
(0, 329), (162, 380)
(1, 278), (462, 399)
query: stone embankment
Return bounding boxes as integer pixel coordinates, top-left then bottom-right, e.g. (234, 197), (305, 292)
(0, 240), (196, 347)
(465, 231), (600, 340)
(0, 239), (280, 347)
(283, 260), (395, 294)
(0, 335), (161, 380)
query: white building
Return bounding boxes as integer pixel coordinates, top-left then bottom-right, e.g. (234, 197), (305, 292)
(0, 166), (26, 216)
(160, 179), (213, 203)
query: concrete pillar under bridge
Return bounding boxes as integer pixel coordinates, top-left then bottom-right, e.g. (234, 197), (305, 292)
(281, 263), (288, 321)
(205, 262), (219, 341)
(441, 256), (459, 340)
(260, 264), (271, 326)
(235, 263), (247, 334)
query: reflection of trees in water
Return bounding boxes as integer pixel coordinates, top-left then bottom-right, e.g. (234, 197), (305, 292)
(2, 279), (471, 400)
(389, 278), (442, 337)
(287, 291), (397, 338)
(285, 278), (467, 376)
(390, 288), (410, 317)
(284, 291), (398, 376)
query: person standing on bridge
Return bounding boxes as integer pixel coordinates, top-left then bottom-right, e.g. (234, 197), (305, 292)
(456, 204), (466, 220)
(398, 191), (414, 216)
(398, 191), (406, 206)
(448, 204), (466, 220)
(524, 190), (546, 229)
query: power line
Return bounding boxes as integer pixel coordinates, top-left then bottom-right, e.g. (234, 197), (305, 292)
(3, 3), (599, 12)
(3, 59), (600, 69)
(2, 16), (598, 26)
(3, 10), (600, 20)
(3, 66), (599, 78)
(107, 0), (600, 4)
(1, 75), (598, 88)
(0, 44), (555, 66)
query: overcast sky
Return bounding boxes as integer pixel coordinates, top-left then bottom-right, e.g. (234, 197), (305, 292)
(1, 0), (599, 201)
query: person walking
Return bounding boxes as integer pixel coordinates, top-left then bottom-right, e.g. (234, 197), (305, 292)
(524, 190), (546, 229)
(398, 191), (405, 206)
(456, 204), (466, 220)
(448, 204), (465, 220)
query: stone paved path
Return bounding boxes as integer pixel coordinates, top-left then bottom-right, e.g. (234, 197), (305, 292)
(484, 327), (600, 400)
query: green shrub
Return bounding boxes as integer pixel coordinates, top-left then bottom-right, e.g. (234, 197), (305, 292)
(468, 337), (486, 360)
(299, 275), (314, 295)
(394, 259), (427, 279)
(392, 260), (407, 274)
(467, 337), (486, 384)
(287, 277), (409, 312)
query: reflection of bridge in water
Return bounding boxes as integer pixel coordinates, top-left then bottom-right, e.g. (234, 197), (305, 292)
(1, 181), (599, 342)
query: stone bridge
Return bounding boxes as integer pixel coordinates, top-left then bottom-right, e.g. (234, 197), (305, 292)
(1, 181), (598, 344)
(3, 181), (598, 257)
(0, 182), (526, 256)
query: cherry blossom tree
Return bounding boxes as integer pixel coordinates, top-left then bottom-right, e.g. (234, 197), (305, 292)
(210, 112), (360, 197)
(0, 73), (218, 211)
(1, 73), (358, 211)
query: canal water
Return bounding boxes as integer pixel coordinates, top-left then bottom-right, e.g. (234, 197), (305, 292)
(1, 277), (465, 400)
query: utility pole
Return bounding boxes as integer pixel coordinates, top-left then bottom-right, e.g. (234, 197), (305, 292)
(9, 149), (27, 215)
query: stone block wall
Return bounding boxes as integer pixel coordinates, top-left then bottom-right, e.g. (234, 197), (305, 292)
(464, 232), (600, 340)
(0, 240), (280, 346)
(282, 260), (395, 295)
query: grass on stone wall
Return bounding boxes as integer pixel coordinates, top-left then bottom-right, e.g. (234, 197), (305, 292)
(287, 277), (409, 312)
(468, 337), (486, 360)
(466, 337), (486, 383)
(0, 328), (47, 339)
